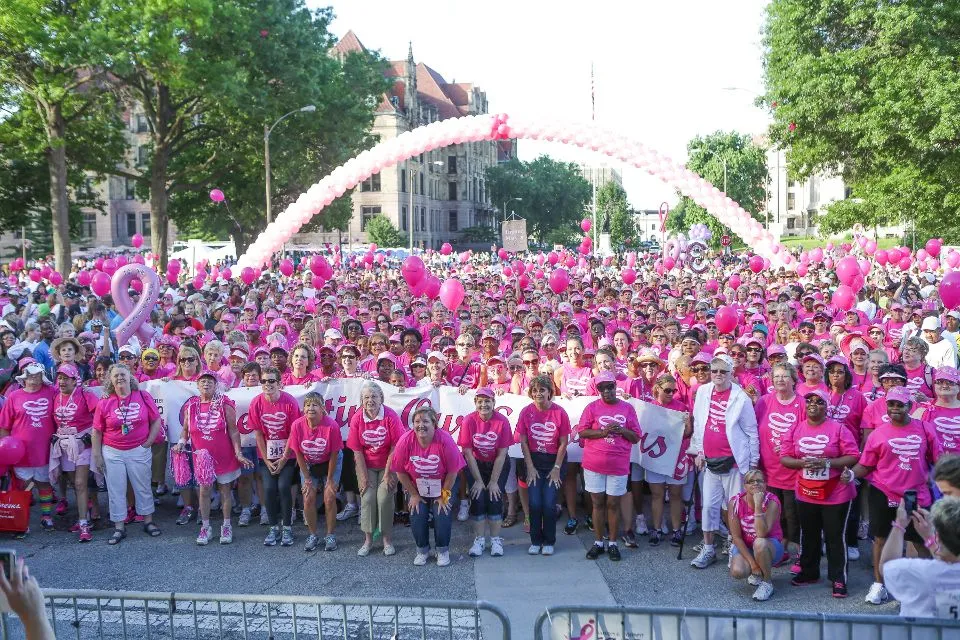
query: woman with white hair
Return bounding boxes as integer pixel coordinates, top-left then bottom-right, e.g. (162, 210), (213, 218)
(91, 364), (164, 544)
(202, 339), (236, 388)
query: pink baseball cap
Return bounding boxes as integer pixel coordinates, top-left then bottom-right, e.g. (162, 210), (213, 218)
(801, 353), (825, 368)
(934, 366), (960, 384)
(593, 371), (617, 386)
(767, 345), (787, 358)
(475, 387), (495, 399)
(802, 388), (830, 404)
(885, 387), (913, 404)
(56, 363), (82, 380)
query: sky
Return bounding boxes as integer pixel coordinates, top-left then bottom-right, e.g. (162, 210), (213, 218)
(310, 0), (772, 210)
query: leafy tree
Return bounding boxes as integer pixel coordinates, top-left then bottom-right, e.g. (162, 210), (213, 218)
(364, 214), (405, 248)
(459, 225), (498, 244)
(596, 181), (634, 249)
(486, 156), (591, 243)
(762, 0), (960, 242)
(0, 0), (126, 270)
(666, 132), (768, 248)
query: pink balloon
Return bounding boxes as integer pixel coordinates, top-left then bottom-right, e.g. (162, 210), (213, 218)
(858, 258), (871, 276)
(864, 240), (877, 255)
(916, 249), (929, 262)
(40, 266), (51, 279)
(581, 218), (592, 233)
(440, 243), (453, 256)
(192, 275), (205, 289)
(748, 255), (764, 273)
(926, 238), (942, 258)
(103, 259), (118, 276)
(664, 257), (676, 271)
(401, 256), (426, 286)
(91, 271), (111, 296)
(564, 255), (576, 268)
(537, 253), (546, 266)
(841, 243), (852, 252)
(221, 267), (232, 281)
(425, 276), (441, 299)
(833, 284), (856, 311)
(947, 251), (960, 269)
(797, 264), (808, 277)
(835, 256), (859, 286)
(940, 271), (960, 309)
(311, 275), (325, 289)
(824, 258), (834, 270)
(77, 270), (92, 286)
(728, 274), (742, 290)
(130, 278), (143, 293)
(621, 267), (637, 285)
(0, 436), (26, 466)
(578, 243), (591, 256)
(512, 260), (525, 276)
(809, 247), (823, 263)
(498, 248), (509, 261)
(875, 250), (889, 266)
(534, 269), (544, 279)
(898, 256), (913, 271)
(304, 298), (317, 313)
(48, 271), (63, 286)
(928, 259), (941, 272)
(94, 257), (104, 271)
(279, 259), (294, 276)
(438, 278), (465, 311)
(547, 252), (559, 266)
(705, 279), (719, 294)
(132, 233), (144, 249)
(459, 251), (470, 264)
(886, 248), (902, 264)
(857, 236), (868, 247)
(548, 268), (570, 294)
(209, 189), (225, 203)
(240, 267), (256, 285)
(626, 252), (637, 268)
(503, 266), (513, 278)
(167, 259), (181, 274)
(115, 255), (128, 268)
(28, 269), (41, 283)
(825, 243), (834, 251)
(166, 271), (178, 285)
(363, 252), (374, 265)
(714, 306), (739, 334)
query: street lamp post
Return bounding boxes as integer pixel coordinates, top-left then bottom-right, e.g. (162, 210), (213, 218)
(264, 105), (316, 226)
(502, 197), (522, 223)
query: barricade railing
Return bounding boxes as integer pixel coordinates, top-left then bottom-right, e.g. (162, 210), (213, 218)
(534, 605), (960, 640)
(0, 590), (511, 640)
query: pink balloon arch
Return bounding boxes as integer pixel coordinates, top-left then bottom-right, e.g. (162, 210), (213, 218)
(236, 114), (780, 268)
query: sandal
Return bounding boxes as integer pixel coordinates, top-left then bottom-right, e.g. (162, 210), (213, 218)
(143, 522), (162, 537)
(502, 514), (517, 528)
(107, 529), (127, 545)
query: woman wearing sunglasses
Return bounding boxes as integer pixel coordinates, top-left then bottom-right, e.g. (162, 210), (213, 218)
(780, 388), (859, 598)
(168, 346), (203, 524)
(920, 366), (960, 457)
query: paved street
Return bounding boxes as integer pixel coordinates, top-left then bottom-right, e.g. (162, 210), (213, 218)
(9, 496), (899, 638)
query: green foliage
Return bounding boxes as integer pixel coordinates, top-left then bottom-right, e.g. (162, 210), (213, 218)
(459, 225), (498, 244)
(486, 156), (592, 242)
(596, 181), (634, 249)
(666, 131), (768, 248)
(364, 214), (405, 248)
(762, 0), (960, 242)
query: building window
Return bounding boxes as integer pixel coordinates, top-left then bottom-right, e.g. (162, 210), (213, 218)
(420, 207), (426, 231)
(126, 212), (138, 236)
(360, 205), (381, 230)
(82, 213), (97, 239)
(136, 114), (149, 133)
(126, 178), (136, 200)
(449, 211), (458, 232)
(447, 156), (457, 174)
(400, 169), (406, 193)
(787, 218), (795, 230)
(401, 206), (408, 231)
(419, 172), (424, 195)
(137, 145), (149, 166)
(360, 174), (381, 192)
(787, 192), (796, 210)
(448, 182), (457, 201)
(141, 213), (151, 238)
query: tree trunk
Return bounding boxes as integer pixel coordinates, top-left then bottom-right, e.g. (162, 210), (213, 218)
(45, 103), (71, 274)
(150, 84), (171, 271)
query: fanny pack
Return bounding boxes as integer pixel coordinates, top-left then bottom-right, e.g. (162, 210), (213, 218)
(797, 475), (841, 502)
(705, 456), (736, 474)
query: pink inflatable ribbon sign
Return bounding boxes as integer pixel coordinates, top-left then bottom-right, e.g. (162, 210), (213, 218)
(111, 264), (161, 346)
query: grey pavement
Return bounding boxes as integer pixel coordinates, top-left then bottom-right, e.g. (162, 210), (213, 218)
(9, 497), (899, 638)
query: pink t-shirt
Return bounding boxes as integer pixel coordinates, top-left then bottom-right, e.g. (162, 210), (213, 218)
(347, 406), (406, 469)
(288, 416), (342, 465)
(795, 381), (829, 398)
(860, 419), (942, 507)
(448, 361), (481, 388)
(584, 372), (641, 398)
(861, 396), (892, 434)
(826, 389), (868, 444)
(654, 397), (692, 481)
(754, 393), (804, 490)
(458, 411), (514, 463)
(515, 403), (572, 456)
(559, 363), (592, 396)
(905, 365), (934, 399)
(781, 418), (860, 504)
(247, 392), (301, 461)
(93, 390), (161, 451)
(281, 369), (320, 386)
(184, 395), (239, 476)
(0, 386), (57, 467)
(53, 388), (99, 434)
(730, 491), (783, 546)
(922, 404), (960, 456)
(577, 398), (642, 476)
(703, 387), (734, 458)
(391, 428), (465, 483)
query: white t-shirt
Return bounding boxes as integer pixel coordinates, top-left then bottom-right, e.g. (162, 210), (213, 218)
(925, 337), (958, 369)
(884, 558), (960, 618)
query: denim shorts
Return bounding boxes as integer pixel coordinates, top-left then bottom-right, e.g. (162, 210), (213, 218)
(239, 446), (259, 476)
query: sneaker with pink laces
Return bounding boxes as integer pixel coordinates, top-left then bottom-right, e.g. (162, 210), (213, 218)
(78, 523), (92, 543)
(55, 498), (68, 516)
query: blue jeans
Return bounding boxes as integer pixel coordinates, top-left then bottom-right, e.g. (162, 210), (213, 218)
(469, 460), (509, 521)
(410, 498), (453, 552)
(524, 453), (565, 546)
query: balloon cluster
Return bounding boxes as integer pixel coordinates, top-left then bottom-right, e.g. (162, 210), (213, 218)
(688, 223), (712, 243)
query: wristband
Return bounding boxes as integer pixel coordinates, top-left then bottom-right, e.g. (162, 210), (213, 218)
(890, 520), (907, 533)
(553, 464), (561, 470)
(924, 536), (939, 551)
(440, 488), (452, 503)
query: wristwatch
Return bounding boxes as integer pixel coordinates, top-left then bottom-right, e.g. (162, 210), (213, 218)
(553, 464), (561, 470)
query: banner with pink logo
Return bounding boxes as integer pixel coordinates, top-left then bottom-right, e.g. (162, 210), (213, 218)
(143, 380), (686, 476)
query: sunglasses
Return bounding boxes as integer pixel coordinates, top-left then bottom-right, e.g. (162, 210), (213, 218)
(639, 362), (659, 369)
(120, 354), (137, 360)
(260, 378), (278, 384)
(523, 359), (540, 365)
(179, 356), (197, 363)
(806, 397), (827, 405)
(660, 388), (677, 394)
(710, 369), (730, 374)
(691, 366), (708, 373)
(887, 401), (907, 408)
(341, 354), (357, 360)
(143, 355), (159, 362)
(746, 347), (762, 353)
(730, 352), (746, 358)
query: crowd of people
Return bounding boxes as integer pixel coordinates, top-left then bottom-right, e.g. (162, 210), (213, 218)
(1, 243), (959, 614)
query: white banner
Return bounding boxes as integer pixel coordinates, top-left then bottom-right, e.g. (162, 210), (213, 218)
(142, 379), (686, 475)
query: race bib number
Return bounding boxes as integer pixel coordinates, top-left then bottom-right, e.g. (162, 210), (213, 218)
(936, 590), (960, 620)
(415, 477), (441, 498)
(267, 439), (287, 460)
(802, 466), (830, 481)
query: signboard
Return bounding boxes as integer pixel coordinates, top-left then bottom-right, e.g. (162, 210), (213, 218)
(721, 235), (731, 246)
(501, 219), (528, 253)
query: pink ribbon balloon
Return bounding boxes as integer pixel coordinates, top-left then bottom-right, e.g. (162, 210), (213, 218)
(111, 264), (161, 346)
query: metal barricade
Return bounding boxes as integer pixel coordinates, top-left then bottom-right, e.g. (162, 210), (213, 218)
(0, 590), (510, 640)
(534, 605), (960, 640)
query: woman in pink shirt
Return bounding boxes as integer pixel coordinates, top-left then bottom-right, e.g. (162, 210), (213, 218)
(922, 366), (960, 456)
(201, 340), (236, 389)
(460, 387), (514, 558)
(282, 343), (320, 386)
(517, 374), (570, 555)
(290, 392), (342, 553)
(171, 346), (202, 382)
(780, 388), (860, 598)
(391, 405), (465, 567)
(727, 469), (784, 602)
(577, 371), (642, 562)
(796, 353), (829, 397)
(91, 364), (164, 544)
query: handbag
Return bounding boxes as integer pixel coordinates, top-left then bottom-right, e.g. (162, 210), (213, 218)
(0, 475), (31, 533)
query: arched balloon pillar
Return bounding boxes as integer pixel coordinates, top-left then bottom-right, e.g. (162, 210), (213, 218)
(236, 114), (782, 269)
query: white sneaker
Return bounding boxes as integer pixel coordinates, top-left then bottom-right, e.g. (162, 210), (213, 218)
(259, 510), (270, 526)
(357, 542), (371, 557)
(457, 500), (470, 522)
(413, 551), (429, 566)
(541, 545), (555, 556)
(469, 536), (486, 557)
(490, 537), (504, 557)
(690, 546), (717, 569)
(196, 524), (211, 546)
(858, 520), (869, 540)
(219, 523), (233, 544)
(436, 550), (451, 567)
(335, 503), (358, 521)
(634, 514), (649, 536)
(238, 508), (251, 527)
(747, 573), (762, 587)
(847, 546), (860, 561)
(752, 581), (774, 602)
(865, 582), (889, 605)
(528, 544), (541, 555)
